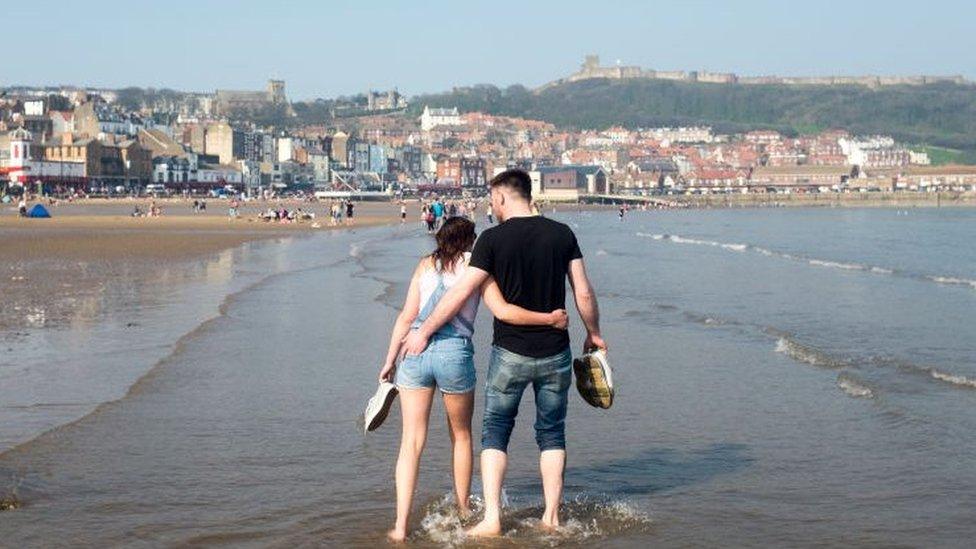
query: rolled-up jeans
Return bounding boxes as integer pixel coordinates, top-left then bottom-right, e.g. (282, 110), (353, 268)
(481, 345), (573, 452)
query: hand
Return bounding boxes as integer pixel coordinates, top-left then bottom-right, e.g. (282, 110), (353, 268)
(584, 332), (608, 353)
(549, 309), (569, 330)
(379, 361), (396, 383)
(400, 329), (430, 358)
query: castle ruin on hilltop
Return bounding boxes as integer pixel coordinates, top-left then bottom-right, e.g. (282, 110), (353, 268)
(536, 55), (968, 91)
(214, 79), (292, 116)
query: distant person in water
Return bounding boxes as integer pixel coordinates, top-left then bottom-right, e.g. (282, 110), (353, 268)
(402, 169), (606, 537)
(379, 216), (568, 542)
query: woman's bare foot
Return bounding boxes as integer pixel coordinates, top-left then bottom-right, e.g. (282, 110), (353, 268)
(540, 511), (560, 532)
(387, 528), (407, 543)
(466, 518), (502, 538)
(457, 505), (472, 520)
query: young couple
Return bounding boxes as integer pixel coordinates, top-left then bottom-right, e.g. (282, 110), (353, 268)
(379, 169), (606, 542)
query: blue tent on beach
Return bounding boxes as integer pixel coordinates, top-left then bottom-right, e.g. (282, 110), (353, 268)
(27, 204), (51, 218)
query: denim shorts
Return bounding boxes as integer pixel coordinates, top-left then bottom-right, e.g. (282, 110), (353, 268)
(396, 335), (475, 394)
(482, 345), (573, 452)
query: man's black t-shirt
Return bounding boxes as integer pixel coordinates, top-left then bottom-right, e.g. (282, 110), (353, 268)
(469, 215), (583, 358)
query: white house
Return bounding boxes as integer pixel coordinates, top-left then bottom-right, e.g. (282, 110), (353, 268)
(197, 163), (243, 185)
(2, 128), (85, 185)
(276, 136), (294, 163)
(420, 106), (462, 131)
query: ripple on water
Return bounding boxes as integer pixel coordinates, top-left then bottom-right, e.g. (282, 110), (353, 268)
(414, 493), (651, 546)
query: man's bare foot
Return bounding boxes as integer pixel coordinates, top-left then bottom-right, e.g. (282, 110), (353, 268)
(387, 528), (407, 543)
(466, 518), (502, 538)
(540, 512), (560, 531)
(457, 505), (472, 520)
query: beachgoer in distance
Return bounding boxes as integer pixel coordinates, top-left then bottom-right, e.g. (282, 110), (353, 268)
(431, 198), (445, 229)
(401, 168), (606, 537)
(379, 216), (568, 542)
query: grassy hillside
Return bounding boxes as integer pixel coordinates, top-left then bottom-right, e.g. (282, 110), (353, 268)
(410, 79), (976, 154)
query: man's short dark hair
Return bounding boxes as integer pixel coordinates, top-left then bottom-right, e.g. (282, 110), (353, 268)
(489, 168), (532, 201)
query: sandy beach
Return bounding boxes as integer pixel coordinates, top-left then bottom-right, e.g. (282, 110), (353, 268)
(0, 199), (404, 332)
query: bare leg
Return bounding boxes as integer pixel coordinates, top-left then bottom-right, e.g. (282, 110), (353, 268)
(466, 449), (507, 537)
(388, 387), (435, 543)
(443, 391), (474, 516)
(539, 449), (566, 529)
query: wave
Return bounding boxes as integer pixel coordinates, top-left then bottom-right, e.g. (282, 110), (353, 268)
(870, 356), (976, 392)
(638, 233), (749, 253)
(774, 336), (850, 369)
(807, 259), (867, 271)
(682, 311), (726, 326)
(637, 232), (972, 290)
(415, 493), (650, 545)
(929, 369), (976, 389)
(927, 276), (976, 289)
(837, 373), (874, 398)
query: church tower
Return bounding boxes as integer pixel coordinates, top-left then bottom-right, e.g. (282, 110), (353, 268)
(267, 80), (286, 104)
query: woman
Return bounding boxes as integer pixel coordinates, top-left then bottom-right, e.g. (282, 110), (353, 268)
(378, 217), (567, 542)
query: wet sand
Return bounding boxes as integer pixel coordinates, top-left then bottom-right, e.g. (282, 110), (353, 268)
(0, 200), (403, 331)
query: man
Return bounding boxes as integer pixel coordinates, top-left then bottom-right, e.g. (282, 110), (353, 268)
(431, 197), (445, 229)
(401, 168), (606, 536)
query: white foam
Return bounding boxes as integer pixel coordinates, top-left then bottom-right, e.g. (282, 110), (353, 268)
(837, 375), (874, 398)
(417, 495), (466, 545)
(928, 276), (976, 289)
(775, 337), (846, 368)
(638, 231), (912, 278)
(930, 370), (976, 389)
(808, 259), (865, 271)
(414, 493), (650, 545)
(23, 306), (47, 328)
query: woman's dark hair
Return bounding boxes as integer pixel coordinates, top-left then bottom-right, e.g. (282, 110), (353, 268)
(432, 216), (476, 271)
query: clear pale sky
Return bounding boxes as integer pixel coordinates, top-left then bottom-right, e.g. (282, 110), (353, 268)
(4, 0), (973, 99)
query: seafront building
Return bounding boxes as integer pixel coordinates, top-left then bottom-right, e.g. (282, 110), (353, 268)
(1, 80), (973, 198)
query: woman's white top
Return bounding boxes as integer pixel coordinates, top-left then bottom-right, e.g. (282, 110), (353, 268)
(417, 252), (480, 338)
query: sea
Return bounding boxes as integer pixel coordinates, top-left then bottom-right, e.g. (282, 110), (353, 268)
(1, 207), (975, 547)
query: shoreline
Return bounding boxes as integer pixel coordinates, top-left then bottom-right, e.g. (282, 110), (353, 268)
(624, 190), (976, 209)
(0, 202), (404, 333)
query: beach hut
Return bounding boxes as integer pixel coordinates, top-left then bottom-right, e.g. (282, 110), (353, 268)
(27, 204), (52, 218)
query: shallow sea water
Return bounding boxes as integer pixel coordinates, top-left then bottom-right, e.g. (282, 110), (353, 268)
(2, 208), (975, 547)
